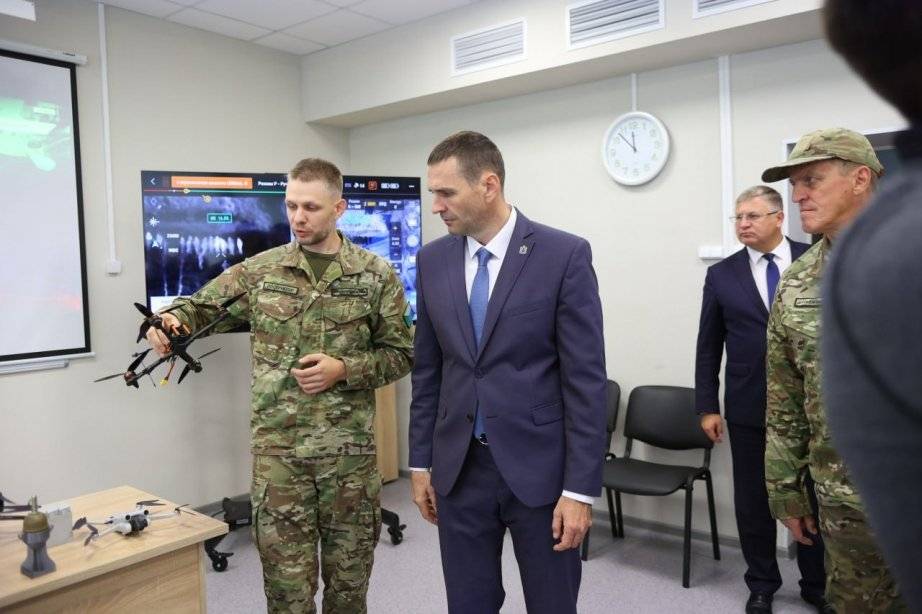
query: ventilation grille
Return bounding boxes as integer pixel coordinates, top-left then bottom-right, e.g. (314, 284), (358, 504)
(694, 0), (776, 18)
(568, 0), (663, 48)
(452, 19), (526, 76)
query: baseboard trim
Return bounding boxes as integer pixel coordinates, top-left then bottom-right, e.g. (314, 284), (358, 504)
(590, 507), (793, 559)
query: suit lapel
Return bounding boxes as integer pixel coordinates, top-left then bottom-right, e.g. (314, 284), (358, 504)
(730, 248), (769, 318)
(445, 236), (477, 360)
(477, 212), (534, 360)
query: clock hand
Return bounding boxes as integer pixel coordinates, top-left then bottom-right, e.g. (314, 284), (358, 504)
(631, 130), (637, 151)
(618, 132), (636, 153)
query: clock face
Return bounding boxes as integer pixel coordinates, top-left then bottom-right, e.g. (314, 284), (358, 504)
(601, 111), (670, 186)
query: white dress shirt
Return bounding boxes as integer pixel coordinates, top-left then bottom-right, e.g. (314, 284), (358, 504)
(746, 238), (793, 310)
(412, 207), (594, 505)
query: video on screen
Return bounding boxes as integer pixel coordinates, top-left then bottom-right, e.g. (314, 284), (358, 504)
(140, 171), (421, 321)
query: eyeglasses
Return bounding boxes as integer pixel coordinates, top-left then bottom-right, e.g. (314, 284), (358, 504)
(729, 211), (781, 224)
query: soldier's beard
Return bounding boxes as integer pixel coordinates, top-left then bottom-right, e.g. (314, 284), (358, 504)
(295, 228), (326, 246)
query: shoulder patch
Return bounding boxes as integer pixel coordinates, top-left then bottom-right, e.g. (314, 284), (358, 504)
(794, 297), (821, 308)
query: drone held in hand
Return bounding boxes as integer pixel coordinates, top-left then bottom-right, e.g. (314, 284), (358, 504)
(93, 293), (244, 388)
(72, 499), (192, 546)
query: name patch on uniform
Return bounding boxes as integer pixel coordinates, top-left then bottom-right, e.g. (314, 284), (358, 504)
(331, 286), (369, 298)
(262, 281), (299, 296)
(794, 297), (821, 308)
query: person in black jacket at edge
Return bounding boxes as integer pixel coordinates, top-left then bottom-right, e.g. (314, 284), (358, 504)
(821, 1), (922, 612)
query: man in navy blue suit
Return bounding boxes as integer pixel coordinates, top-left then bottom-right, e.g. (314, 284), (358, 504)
(695, 185), (825, 614)
(408, 131), (607, 613)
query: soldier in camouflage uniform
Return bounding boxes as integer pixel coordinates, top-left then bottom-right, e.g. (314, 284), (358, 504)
(761, 129), (905, 613)
(146, 158), (414, 614)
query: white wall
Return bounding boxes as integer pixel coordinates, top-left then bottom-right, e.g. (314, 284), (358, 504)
(351, 38), (904, 539)
(0, 0), (348, 507)
(302, 0), (822, 125)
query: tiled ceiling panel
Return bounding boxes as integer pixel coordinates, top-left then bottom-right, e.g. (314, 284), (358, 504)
(194, 0), (335, 32)
(99, 0), (483, 55)
(352, 0), (471, 26)
(167, 7), (271, 41)
(283, 9), (390, 47)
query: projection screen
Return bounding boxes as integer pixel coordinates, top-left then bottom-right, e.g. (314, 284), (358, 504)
(0, 48), (90, 365)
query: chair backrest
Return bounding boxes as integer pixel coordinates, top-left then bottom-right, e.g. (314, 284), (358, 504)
(604, 379), (622, 451)
(606, 379), (622, 434)
(623, 385), (713, 451)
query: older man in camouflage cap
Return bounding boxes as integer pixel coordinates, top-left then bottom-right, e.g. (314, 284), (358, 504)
(761, 129), (906, 613)
(146, 158), (414, 613)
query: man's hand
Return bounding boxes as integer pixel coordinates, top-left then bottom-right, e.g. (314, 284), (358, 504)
(551, 496), (592, 551)
(290, 353), (346, 394)
(411, 470), (438, 525)
(700, 413), (724, 443)
(782, 515), (818, 546)
(145, 312), (185, 357)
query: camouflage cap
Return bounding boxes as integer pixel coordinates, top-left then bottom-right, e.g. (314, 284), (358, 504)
(761, 128), (884, 182)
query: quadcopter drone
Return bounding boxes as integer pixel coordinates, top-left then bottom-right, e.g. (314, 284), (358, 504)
(72, 499), (191, 546)
(94, 293), (244, 388)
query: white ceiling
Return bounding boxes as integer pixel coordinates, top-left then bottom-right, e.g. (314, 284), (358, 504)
(98, 0), (479, 56)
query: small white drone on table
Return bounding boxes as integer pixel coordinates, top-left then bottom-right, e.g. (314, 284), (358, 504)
(72, 499), (190, 546)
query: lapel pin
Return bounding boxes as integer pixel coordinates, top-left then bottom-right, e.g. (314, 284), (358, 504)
(519, 245), (528, 255)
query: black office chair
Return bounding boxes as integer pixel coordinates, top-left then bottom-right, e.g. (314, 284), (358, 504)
(580, 379), (621, 561)
(599, 385), (719, 587)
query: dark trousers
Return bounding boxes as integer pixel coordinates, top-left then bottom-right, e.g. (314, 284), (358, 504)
(728, 423), (825, 597)
(435, 439), (581, 614)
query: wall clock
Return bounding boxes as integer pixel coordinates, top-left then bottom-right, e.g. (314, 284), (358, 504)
(601, 111), (670, 186)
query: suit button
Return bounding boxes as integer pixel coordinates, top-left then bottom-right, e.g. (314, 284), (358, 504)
(466, 414), (473, 422)
(474, 368), (484, 378)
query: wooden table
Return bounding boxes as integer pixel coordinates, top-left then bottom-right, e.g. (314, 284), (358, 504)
(0, 485), (228, 613)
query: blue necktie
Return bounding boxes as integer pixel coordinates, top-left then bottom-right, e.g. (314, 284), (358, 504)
(764, 253), (780, 307)
(469, 247), (491, 440)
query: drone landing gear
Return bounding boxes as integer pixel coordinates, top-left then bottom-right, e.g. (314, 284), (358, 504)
(204, 497), (406, 572)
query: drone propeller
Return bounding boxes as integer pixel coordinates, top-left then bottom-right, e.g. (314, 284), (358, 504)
(177, 348), (221, 384)
(175, 504), (192, 515)
(73, 516), (101, 545)
(93, 349), (152, 384)
(135, 303), (184, 342)
(127, 349), (151, 372)
(136, 499), (163, 507)
(134, 302), (154, 318)
(93, 372), (127, 383)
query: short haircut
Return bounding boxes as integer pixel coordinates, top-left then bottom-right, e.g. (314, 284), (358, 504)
(824, 0), (922, 121)
(427, 131), (506, 189)
(838, 159), (879, 192)
(288, 158), (343, 197)
(736, 185), (782, 210)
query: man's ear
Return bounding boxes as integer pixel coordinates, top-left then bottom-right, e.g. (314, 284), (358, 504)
(481, 172), (501, 202)
(852, 166), (873, 195)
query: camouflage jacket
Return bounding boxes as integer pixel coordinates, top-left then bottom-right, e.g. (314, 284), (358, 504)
(765, 238), (861, 518)
(168, 234), (414, 458)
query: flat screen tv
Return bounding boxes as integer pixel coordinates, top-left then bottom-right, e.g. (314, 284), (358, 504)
(140, 171), (421, 321)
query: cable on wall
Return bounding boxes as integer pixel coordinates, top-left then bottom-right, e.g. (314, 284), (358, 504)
(98, 1), (121, 275)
